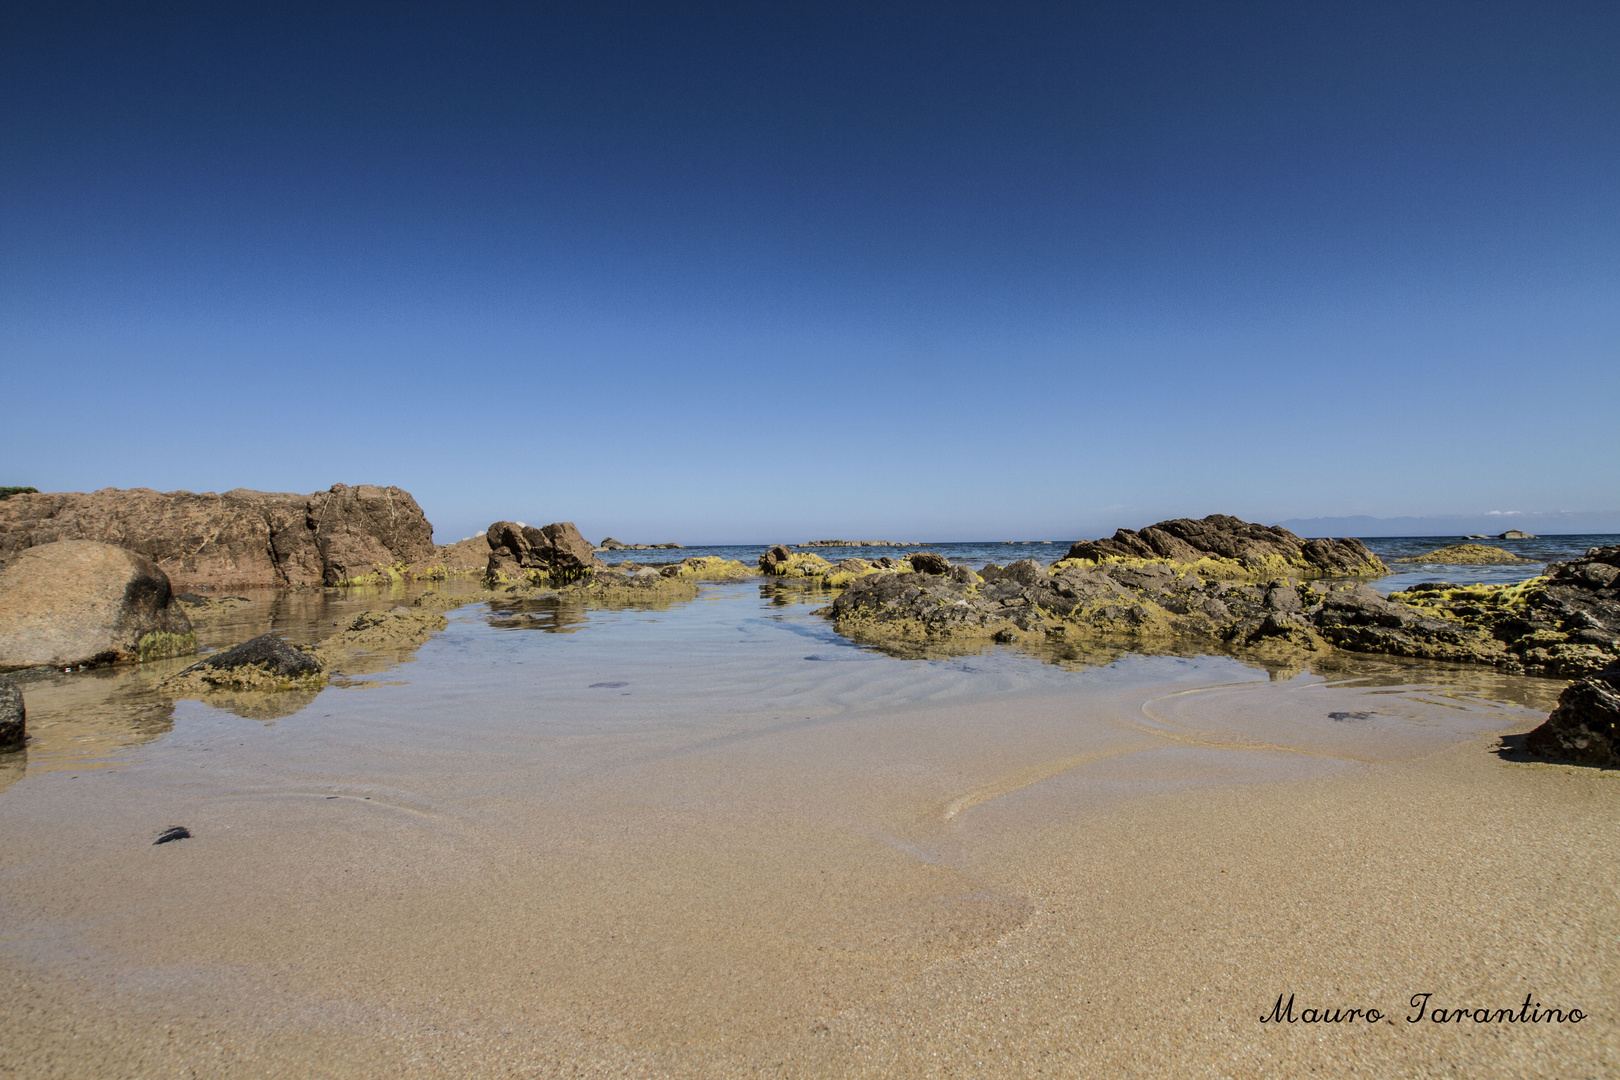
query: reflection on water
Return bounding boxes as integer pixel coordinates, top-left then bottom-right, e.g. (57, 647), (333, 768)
(4, 666), (178, 774)
(0, 749), (22, 793)
(0, 571), (1571, 785)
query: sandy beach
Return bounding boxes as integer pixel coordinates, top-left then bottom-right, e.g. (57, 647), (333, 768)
(1, 583), (1613, 1078)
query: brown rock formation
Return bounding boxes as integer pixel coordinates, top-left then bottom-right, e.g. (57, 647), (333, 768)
(1064, 514), (1385, 578)
(484, 521), (605, 581)
(0, 540), (197, 669)
(0, 484), (436, 589)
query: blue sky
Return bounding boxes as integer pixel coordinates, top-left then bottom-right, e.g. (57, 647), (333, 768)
(3, 1), (1617, 543)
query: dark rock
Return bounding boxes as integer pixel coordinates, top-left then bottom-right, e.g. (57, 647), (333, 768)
(1064, 514), (1385, 577)
(1523, 661), (1620, 767)
(910, 552), (951, 575)
(1003, 558), (1046, 587)
(0, 676), (24, 749)
(177, 634), (322, 679)
(599, 537), (629, 550)
(0, 484), (437, 589)
(1382, 546), (1620, 676)
(0, 541), (197, 669)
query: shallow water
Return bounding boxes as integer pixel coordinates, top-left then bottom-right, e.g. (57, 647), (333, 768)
(1, 578), (1561, 792)
(2, 579), (1601, 1078)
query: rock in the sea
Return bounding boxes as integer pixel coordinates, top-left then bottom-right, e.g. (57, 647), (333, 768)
(176, 633), (323, 680)
(1498, 530), (1537, 540)
(1386, 545), (1620, 677)
(0, 676), (24, 749)
(485, 520), (605, 581)
(1523, 660), (1620, 767)
(1394, 543), (1535, 565)
(759, 545), (795, 574)
(0, 484), (437, 589)
(1310, 583), (1499, 665)
(1064, 514), (1385, 578)
(0, 541), (196, 669)
(909, 552), (951, 575)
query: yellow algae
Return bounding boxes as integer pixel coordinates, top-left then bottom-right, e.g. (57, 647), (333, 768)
(1395, 543), (1536, 565)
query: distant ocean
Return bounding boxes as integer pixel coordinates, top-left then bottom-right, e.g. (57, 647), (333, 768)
(602, 534), (1620, 594)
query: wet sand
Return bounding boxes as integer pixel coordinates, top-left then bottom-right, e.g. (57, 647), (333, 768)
(1, 584), (1614, 1078)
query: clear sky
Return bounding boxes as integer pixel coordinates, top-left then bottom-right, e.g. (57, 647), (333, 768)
(3, 1), (1617, 543)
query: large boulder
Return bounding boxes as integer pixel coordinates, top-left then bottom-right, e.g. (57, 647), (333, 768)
(1064, 514), (1385, 578)
(1523, 661), (1620, 767)
(0, 676), (23, 749)
(909, 552), (951, 575)
(0, 484), (437, 589)
(485, 520), (605, 580)
(0, 540), (196, 669)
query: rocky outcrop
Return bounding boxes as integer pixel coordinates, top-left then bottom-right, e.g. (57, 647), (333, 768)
(0, 484), (437, 589)
(909, 552), (951, 575)
(1384, 546), (1620, 677)
(433, 536), (491, 574)
(597, 537), (684, 551)
(1499, 530), (1536, 540)
(1395, 544), (1535, 565)
(759, 546), (833, 578)
(1523, 660), (1620, 767)
(485, 521), (606, 583)
(822, 542), (1620, 679)
(803, 540), (922, 548)
(760, 545), (795, 574)
(0, 541), (196, 670)
(1311, 584), (1503, 665)
(829, 552), (1331, 653)
(0, 676), (23, 749)
(1064, 515), (1385, 578)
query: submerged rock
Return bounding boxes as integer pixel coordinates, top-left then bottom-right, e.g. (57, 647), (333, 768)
(1063, 514), (1385, 579)
(1523, 660), (1620, 767)
(0, 676), (24, 749)
(0, 540), (196, 669)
